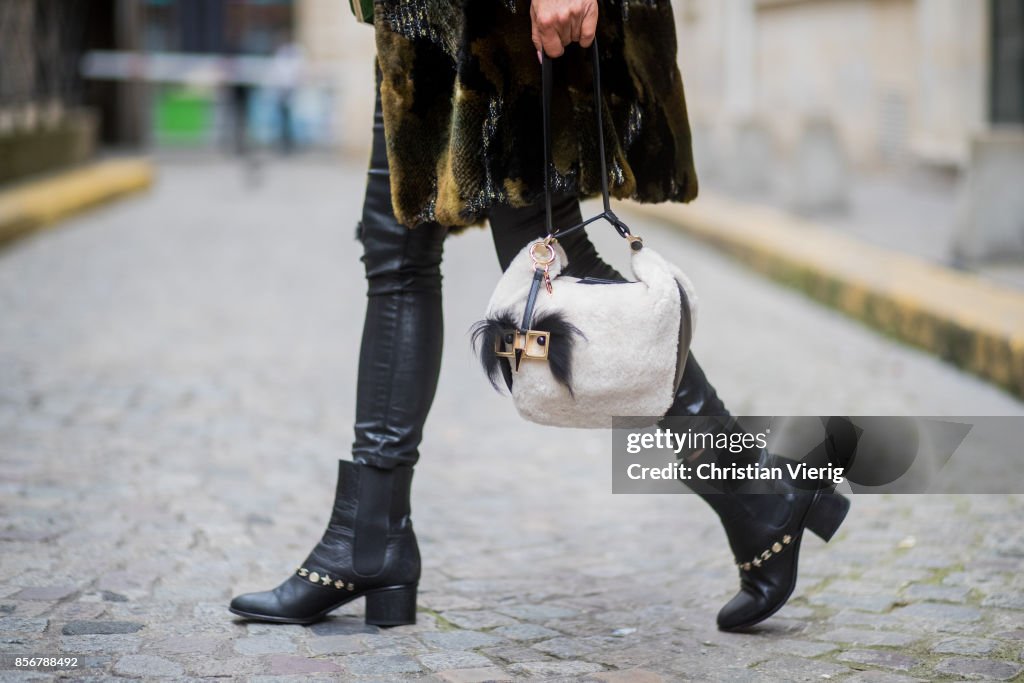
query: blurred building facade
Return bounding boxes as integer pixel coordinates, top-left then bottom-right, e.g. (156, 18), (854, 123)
(0, 0), (97, 183)
(292, 0), (376, 155)
(675, 0), (1024, 262)
(0, 0), (376, 170)
(676, 0), (1022, 170)
(116, 0), (375, 153)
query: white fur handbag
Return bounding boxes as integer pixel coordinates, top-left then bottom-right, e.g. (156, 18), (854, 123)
(471, 44), (697, 428)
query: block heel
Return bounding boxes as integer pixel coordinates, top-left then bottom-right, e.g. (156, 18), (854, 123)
(804, 491), (850, 542)
(365, 585), (417, 626)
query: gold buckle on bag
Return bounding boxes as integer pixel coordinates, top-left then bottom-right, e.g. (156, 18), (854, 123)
(530, 239), (557, 295)
(495, 329), (550, 364)
(529, 240), (557, 268)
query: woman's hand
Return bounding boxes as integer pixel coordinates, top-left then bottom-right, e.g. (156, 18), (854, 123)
(531, 0), (598, 59)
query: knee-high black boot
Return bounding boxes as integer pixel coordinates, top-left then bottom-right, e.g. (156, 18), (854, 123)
(229, 64), (443, 626)
(660, 359), (850, 631)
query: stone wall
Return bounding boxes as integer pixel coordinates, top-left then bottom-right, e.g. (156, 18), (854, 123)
(911, 0), (989, 167)
(675, 0), (990, 171)
(295, 0), (376, 156)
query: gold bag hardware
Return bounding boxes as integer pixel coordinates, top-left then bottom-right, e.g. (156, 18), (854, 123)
(494, 328), (550, 367)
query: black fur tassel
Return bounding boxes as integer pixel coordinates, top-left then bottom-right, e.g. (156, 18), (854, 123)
(532, 311), (584, 397)
(470, 310), (585, 396)
(470, 313), (516, 393)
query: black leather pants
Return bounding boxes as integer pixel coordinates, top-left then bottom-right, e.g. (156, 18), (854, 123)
(354, 68), (727, 469)
(351, 70), (447, 470)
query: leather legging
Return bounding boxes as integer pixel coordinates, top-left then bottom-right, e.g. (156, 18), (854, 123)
(353, 68), (727, 469)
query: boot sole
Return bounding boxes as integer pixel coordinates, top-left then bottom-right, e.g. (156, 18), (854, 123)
(228, 584), (417, 627)
(718, 490), (849, 632)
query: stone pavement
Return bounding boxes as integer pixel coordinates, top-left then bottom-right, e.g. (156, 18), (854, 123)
(1, 158), (1023, 682)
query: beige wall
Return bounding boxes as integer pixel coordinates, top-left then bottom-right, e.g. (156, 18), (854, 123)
(676, 0), (990, 170)
(912, 0), (989, 165)
(676, 1), (730, 123)
(755, 0), (916, 164)
(295, 0), (377, 155)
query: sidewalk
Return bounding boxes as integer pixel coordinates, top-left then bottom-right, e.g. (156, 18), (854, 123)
(629, 188), (1024, 399)
(0, 158), (1022, 681)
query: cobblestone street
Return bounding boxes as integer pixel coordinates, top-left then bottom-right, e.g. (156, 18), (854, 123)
(2, 158), (1023, 682)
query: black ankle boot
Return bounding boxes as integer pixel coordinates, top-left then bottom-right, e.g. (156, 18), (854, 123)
(229, 460), (420, 626)
(712, 464), (848, 631)
(660, 356), (850, 631)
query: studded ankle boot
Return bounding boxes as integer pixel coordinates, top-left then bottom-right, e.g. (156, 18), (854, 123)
(660, 357), (850, 631)
(711, 460), (848, 631)
(229, 460), (420, 626)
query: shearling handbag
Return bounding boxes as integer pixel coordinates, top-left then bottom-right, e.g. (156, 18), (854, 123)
(471, 42), (697, 429)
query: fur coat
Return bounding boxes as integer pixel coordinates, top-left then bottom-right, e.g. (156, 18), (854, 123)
(374, 0), (698, 230)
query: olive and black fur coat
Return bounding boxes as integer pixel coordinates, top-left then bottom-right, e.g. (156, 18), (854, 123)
(374, 0), (698, 230)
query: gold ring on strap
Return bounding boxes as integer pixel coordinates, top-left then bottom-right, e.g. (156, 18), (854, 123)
(529, 240), (556, 268)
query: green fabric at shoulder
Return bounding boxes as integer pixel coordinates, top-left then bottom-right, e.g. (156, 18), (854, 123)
(350, 0), (374, 24)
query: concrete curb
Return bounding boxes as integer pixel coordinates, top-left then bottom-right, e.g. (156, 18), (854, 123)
(0, 158), (154, 247)
(628, 194), (1024, 398)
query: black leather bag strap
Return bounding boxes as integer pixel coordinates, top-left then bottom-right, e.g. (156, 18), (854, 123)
(541, 40), (640, 249)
